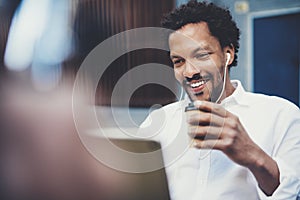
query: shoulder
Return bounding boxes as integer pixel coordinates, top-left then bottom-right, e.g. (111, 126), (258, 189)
(160, 100), (185, 112)
(149, 100), (185, 120)
(140, 100), (185, 127)
(244, 91), (299, 112)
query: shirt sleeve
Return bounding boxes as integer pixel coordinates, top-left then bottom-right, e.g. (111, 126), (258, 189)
(257, 157), (300, 199)
(257, 106), (300, 200)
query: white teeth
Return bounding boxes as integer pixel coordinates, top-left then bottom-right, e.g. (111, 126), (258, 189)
(190, 80), (205, 88)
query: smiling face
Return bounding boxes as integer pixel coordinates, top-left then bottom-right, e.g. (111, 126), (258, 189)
(169, 22), (234, 102)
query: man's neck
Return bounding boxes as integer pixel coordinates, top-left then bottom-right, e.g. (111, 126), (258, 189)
(219, 78), (235, 103)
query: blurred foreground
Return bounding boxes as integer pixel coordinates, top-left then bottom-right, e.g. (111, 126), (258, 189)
(0, 77), (132, 200)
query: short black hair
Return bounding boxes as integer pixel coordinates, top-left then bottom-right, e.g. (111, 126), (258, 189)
(161, 0), (240, 68)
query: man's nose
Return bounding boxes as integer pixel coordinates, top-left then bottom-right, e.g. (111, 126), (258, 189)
(183, 60), (199, 78)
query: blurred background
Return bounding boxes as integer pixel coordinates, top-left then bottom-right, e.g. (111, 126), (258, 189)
(0, 0), (299, 199)
(1, 0), (300, 106)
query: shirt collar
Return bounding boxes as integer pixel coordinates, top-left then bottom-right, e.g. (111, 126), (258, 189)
(220, 80), (250, 107)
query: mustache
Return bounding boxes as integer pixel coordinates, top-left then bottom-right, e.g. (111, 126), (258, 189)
(185, 73), (210, 82)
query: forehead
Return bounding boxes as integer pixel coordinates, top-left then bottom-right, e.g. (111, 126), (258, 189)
(169, 22), (220, 53)
(176, 22), (210, 37)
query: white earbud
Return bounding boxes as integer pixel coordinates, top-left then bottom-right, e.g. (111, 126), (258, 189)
(225, 52), (231, 67)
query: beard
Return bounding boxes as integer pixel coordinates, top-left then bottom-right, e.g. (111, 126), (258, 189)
(183, 72), (225, 103)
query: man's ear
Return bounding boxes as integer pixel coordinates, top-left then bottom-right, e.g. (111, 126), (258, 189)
(224, 46), (234, 66)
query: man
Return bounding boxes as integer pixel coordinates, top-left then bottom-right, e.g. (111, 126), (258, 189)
(140, 1), (300, 199)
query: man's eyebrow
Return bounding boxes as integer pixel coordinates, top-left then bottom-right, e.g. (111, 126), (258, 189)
(191, 46), (211, 55)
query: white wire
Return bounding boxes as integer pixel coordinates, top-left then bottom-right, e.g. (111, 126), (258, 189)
(215, 55), (230, 103)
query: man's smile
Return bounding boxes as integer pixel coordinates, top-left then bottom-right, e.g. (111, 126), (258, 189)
(185, 74), (211, 96)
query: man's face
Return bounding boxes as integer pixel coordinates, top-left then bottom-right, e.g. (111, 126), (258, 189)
(169, 22), (228, 102)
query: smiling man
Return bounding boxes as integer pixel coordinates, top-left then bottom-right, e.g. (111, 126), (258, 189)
(169, 21), (235, 103)
(140, 1), (300, 199)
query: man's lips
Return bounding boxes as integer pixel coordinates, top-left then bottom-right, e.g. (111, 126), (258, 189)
(185, 78), (210, 95)
(183, 74), (211, 101)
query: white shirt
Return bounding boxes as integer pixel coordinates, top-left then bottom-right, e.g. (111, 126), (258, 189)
(140, 80), (300, 200)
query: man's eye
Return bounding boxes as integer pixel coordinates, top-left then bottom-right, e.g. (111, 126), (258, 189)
(173, 59), (184, 65)
(195, 52), (211, 60)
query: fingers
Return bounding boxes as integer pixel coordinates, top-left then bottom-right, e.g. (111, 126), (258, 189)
(186, 110), (225, 127)
(188, 125), (223, 140)
(193, 100), (230, 118)
(192, 139), (222, 150)
(186, 101), (236, 151)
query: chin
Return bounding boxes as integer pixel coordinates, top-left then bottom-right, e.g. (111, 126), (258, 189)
(194, 93), (210, 102)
